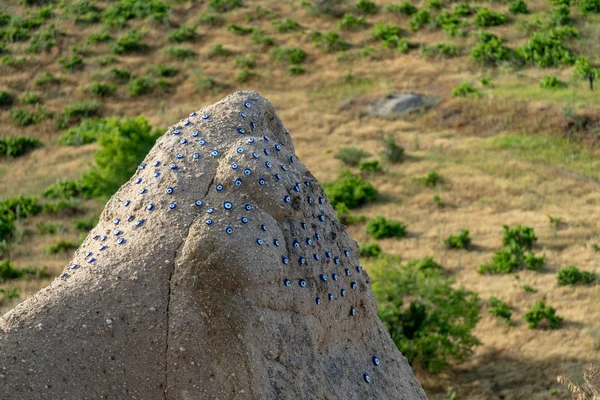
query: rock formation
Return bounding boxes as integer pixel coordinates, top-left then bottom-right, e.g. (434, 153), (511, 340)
(0, 91), (427, 400)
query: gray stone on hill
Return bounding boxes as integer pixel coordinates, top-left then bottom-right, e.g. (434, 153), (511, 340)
(367, 92), (434, 117)
(0, 91), (427, 400)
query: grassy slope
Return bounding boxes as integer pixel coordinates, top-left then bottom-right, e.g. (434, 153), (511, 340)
(1, 0), (600, 398)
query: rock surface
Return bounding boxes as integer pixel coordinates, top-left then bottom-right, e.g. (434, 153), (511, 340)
(367, 92), (434, 117)
(0, 91), (427, 400)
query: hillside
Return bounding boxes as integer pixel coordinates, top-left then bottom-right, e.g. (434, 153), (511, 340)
(1, 0), (600, 398)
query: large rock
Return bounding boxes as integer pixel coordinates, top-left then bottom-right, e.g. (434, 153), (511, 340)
(0, 92), (427, 400)
(367, 92), (435, 117)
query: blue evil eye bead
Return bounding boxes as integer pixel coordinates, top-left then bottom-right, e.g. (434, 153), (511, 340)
(211, 150), (219, 157)
(328, 293), (334, 301)
(264, 149), (270, 156)
(316, 297), (321, 305)
(114, 230), (122, 236)
(373, 356), (380, 366)
(223, 201), (233, 210)
(341, 289), (347, 297)
(248, 137), (255, 143)
(260, 224), (267, 231)
(240, 112), (247, 118)
(256, 238), (264, 245)
(226, 226), (233, 235)
(290, 156), (295, 163)
(195, 200), (202, 207)
(100, 236), (107, 242)
(140, 188), (148, 194)
(243, 168), (251, 176)
(231, 163), (238, 170)
(180, 139), (188, 145)
(117, 238), (125, 245)
(241, 217), (248, 224)
(176, 153), (184, 159)
(88, 257), (96, 263)
(139, 163), (146, 170)
(147, 204), (155, 211)
(314, 254), (320, 261)
(202, 113), (210, 119)
(345, 268), (351, 276)
(356, 266), (362, 273)
(319, 215), (325, 222)
(344, 249), (350, 257)
(193, 153), (200, 159)
(192, 131), (199, 137)
(275, 144), (281, 151)
(216, 184), (223, 191)
(154, 172), (161, 178)
(244, 204), (252, 211)
(282, 256), (289, 265)
(169, 203), (176, 210)
(258, 178), (266, 185)
(166, 187), (174, 194)
(299, 279), (307, 287)
(334, 257), (340, 265)
(274, 174), (281, 180)
(235, 178), (242, 186)
(326, 251), (332, 259)
(315, 233), (321, 241)
(244, 102), (251, 108)
(293, 240), (299, 248)
(207, 208), (214, 214)
(307, 196), (313, 204)
(154, 161), (161, 167)
(351, 307), (357, 317)
(86, 251), (93, 257)
(172, 129), (181, 135)
(124, 200), (131, 207)
(273, 238), (280, 246)
(332, 273), (338, 281)
(113, 218), (120, 225)
(284, 195), (291, 203)
(351, 282), (357, 289)
(299, 257), (306, 264)
(135, 178), (142, 184)
(283, 278), (291, 287)
(237, 147), (244, 153)
(170, 163), (179, 170)
(319, 197), (324, 204)
(199, 139), (206, 145)
(301, 222), (307, 229)
(135, 219), (144, 227)
(68, 264), (79, 270)
(60, 272), (69, 279)
(320, 274), (327, 282)
(294, 183), (301, 192)
(184, 120), (191, 126)
(265, 161), (272, 168)
(127, 215), (134, 222)
(252, 152), (259, 159)
(93, 235), (100, 240)
(280, 164), (287, 171)
(306, 238), (313, 245)
(190, 112), (197, 117)
(206, 219), (213, 225)
(237, 128), (246, 134)
(363, 373), (370, 383)
(263, 135), (270, 142)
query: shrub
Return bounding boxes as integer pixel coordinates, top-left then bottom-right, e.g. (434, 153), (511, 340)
(208, 0), (243, 12)
(0, 196), (41, 221)
(20, 92), (41, 104)
(311, 31), (351, 53)
(470, 31), (511, 65)
(0, 137), (41, 157)
(445, 229), (471, 250)
(502, 225), (537, 250)
(252, 30), (275, 47)
(422, 42), (461, 58)
(433, 194), (444, 208)
(25, 25), (62, 54)
(35, 72), (58, 86)
(58, 119), (111, 146)
(227, 24), (254, 35)
(59, 54), (83, 72)
(234, 69), (257, 83)
(359, 160), (382, 173)
(43, 180), (85, 199)
(101, 0), (170, 27)
(0, 91), (13, 107)
(235, 55), (256, 69)
(367, 216), (408, 239)
(371, 256), (480, 373)
(73, 214), (99, 232)
(579, 0), (600, 13)
(540, 76), (567, 89)
(573, 56), (599, 91)
(81, 117), (160, 198)
(107, 67), (132, 82)
(382, 137), (404, 163)
(0, 260), (48, 282)
(10, 107), (47, 127)
(88, 82), (116, 97)
(360, 242), (382, 257)
(43, 199), (80, 215)
(509, 0), (529, 14)
(66, 0), (102, 24)
(474, 8), (508, 27)
(198, 12), (224, 26)
(323, 171), (378, 210)
(435, 11), (465, 36)
(288, 65), (305, 75)
(57, 100), (102, 129)
(165, 45), (196, 59)
(127, 76), (156, 96)
(453, 2), (474, 16)
(524, 300), (563, 329)
(271, 47), (307, 64)
(356, 0), (377, 14)
(35, 221), (65, 235)
(479, 226), (544, 274)
(45, 239), (75, 255)
(373, 23), (403, 48)
(195, 75), (229, 92)
(168, 25), (197, 42)
(548, 5), (571, 26)
(208, 44), (232, 57)
(517, 33), (574, 67)
(410, 10), (431, 31)
(334, 147), (370, 166)
(150, 64), (179, 77)
(339, 13), (368, 30)
(385, 2), (418, 15)
(488, 297), (512, 323)
(452, 82), (479, 98)
(557, 265), (595, 286)
(272, 18), (300, 32)
(111, 29), (145, 54)
(419, 170), (441, 187)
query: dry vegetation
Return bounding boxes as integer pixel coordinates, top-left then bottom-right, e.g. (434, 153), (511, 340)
(1, 0), (600, 398)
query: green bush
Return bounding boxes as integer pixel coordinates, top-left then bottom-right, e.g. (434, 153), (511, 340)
(111, 29), (145, 54)
(0, 91), (13, 107)
(43, 180), (85, 199)
(57, 100), (102, 129)
(26, 25), (62, 54)
(334, 147), (370, 166)
(168, 25), (197, 42)
(509, 0), (529, 14)
(311, 31), (351, 53)
(272, 18), (300, 33)
(382, 137), (404, 163)
(548, 5), (571, 26)
(573, 56), (599, 91)
(502, 225), (537, 250)
(101, 0), (170, 27)
(59, 54), (83, 72)
(540, 76), (567, 89)
(10, 107), (47, 127)
(208, 0), (243, 12)
(474, 8), (509, 27)
(20, 92), (41, 104)
(453, 2), (474, 16)
(81, 117), (160, 198)
(195, 75), (229, 92)
(165, 45), (196, 59)
(227, 23), (254, 35)
(360, 242), (382, 257)
(324, 170), (378, 210)
(517, 32), (573, 67)
(410, 9), (431, 31)
(43, 198), (80, 215)
(58, 119), (111, 146)
(150, 64), (179, 77)
(356, 0), (377, 14)
(73, 214), (99, 232)
(271, 47), (307, 64)
(419, 170), (441, 187)
(339, 13), (368, 30)
(128, 76), (155, 96)
(373, 23), (403, 48)
(0, 260), (48, 282)
(452, 82), (480, 98)
(107, 67), (132, 82)
(0, 12), (11, 27)
(288, 65), (305, 75)
(422, 42), (461, 58)
(0, 196), (41, 221)
(479, 226), (544, 274)
(488, 297), (512, 323)
(45, 239), (75, 255)
(367, 216), (408, 239)
(234, 69), (258, 83)
(444, 229), (471, 250)
(35, 221), (65, 235)
(359, 160), (382, 173)
(65, 0), (102, 24)
(372, 256), (480, 373)
(35, 72), (58, 86)
(198, 12), (224, 26)
(385, 2), (418, 15)
(435, 11), (465, 36)
(0, 137), (41, 157)
(524, 300), (563, 329)
(557, 265), (595, 286)
(208, 44), (232, 57)
(470, 31), (511, 65)
(235, 55), (256, 69)
(252, 30), (275, 47)
(88, 82), (116, 97)
(0, 217), (15, 242)
(579, 0), (600, 13)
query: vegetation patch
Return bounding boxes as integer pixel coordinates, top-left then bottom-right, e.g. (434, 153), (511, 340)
(366, 216), (408, 239)
(360, 242), (382, 257)
(334, 147), (370, 166)
(488, 297), (512, 324)
(479, 225), (545, 274)
(323, 171), (378, 210)
(524, 300), (563, 329)
(556, 265), (595, 286)
(57, 100), (102, 129)
(0, 137), (41, 157)
(444, 229), (471, 250)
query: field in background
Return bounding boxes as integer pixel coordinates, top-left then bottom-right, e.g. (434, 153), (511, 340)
(1, 0), (600, 398)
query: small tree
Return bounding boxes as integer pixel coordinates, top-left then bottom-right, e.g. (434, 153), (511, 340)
(573, 56), (599, 91)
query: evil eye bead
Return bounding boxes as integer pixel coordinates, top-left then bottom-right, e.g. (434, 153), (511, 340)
(273, 239), (280, 246)
(241, 217), (248, 223)
(68, 264), (79, 270)
(258, 178), (266, 185)
(241, 112), (247, 118)
(315, 233), (321, 241)
(211, 150), (219, 157)
(170, 164), (179, 170)
(135, 219), (144, 227)
(334, 257), (340, 265)
(275, 144), (281, 151)
(260, 224), (267, 231)
(307, 196), (313, 204)
(356, 266), (362, 273)
(140, 188), (147, 194)
(154, 172), (161, 178)
(252, 152), (259, 159)
(244, 168), (251, 176)
(117, 238), (125, 244)
(180, 139), (188, 145)
(373, 356), (380, 366)
(223, 201), (233, 210)
(351, 307), (357, 317)
(199, 139), (206, 145)
(341, 289), (346, 297)
(320, 274), (327, 282)
(328, 293), (334, 301)
(284, 195), (291, 203)
(237, 147), (244, 153)
(248, 137), (255, 143)
(332, 273), (338, 281)
(154, 161), (161, 167)
(202, 113), (210, 119)
(294, 184), (300, 193)
(319, 197), (324, 204)
(113, 218), (120, 225)
(344, 249), (350, 257)
(283, 278), (291, 287)
(207, 208), (214, 214)
(147, 204), (155, 211)
(86, 251), (93, 257)
(172, 130), (181, 135)
(299, 257), (306, 264)
(226, 226), (233, 235)
(190, 112), (197, 117)
(256, 238), (264, 245)
(216, 184), (223, 191)
(237, 128), (245, 134)
(265, 161), (272, 168)
(232, 163), (238, 170)
(293, 240), (299, 248)
(263, 135), (270, 142)
(192, 131), (199, 137)
(363, 373), (370, 383)
(235, 178), (242, 186)
(88, 257), (96, 263)
(282, 256), (289, 265)
(326, 251), (332, 258)
(345, 268), (351, 276)
(195, 200), (203, 207)
(135, 178), (142, 184)
(319, 215), (325, 222)
(306, 238), (313, 245)
(193, 153), (200, 159)
(351, 282), (357, 289)
(169, 203), (176, 210)
(274, 174), (281, 180)
(93, 235), (100, 240)
(184, 120), (191, 126)
(114, 230), (122, 236)
(100, 236), (107, 242)
(206, 219), (213, 225)
(313, 254), (319, 261)
(176, 153), (184, 159)
(316, 297), (321, 305)
(244, 204), (252, 211)
(166, 187), (174, 194)
(301, 222), (307, 229)
(244, 102), (251, 108)
(290, 156), (295, 163)
(280, 165), (287, 171)
(299, 279), (307, 287)
(60, 272), (69, 279)
(139, 163), (146, 170)
(124, 200), (131, 207)
(264, 149), (270, 156)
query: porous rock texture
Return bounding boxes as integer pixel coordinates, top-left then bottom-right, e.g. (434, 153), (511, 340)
(0, 91), (427, 400)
